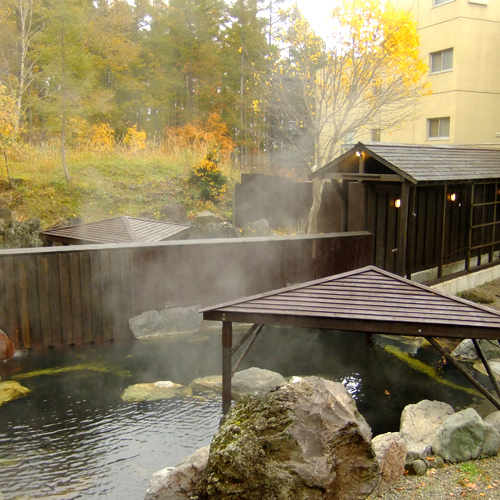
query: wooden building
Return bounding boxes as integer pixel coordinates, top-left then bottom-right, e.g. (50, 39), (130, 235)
(40, 216), (191, 246)
(202, 265), (500, 413)
(311, 143), (500, 280)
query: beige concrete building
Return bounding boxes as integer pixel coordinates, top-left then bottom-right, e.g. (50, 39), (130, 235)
(357, 0), (500, 147)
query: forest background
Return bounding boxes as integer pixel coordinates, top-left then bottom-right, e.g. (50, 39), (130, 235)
(0, 0), (429, 231)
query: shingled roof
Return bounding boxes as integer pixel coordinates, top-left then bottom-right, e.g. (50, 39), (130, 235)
(40, 216), (191, 245)
(201, 265), (500, 340)
(311, 142), (500, 184)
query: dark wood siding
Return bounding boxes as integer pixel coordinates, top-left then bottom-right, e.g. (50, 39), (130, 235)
(367, 184), (401, 274)
(0, 233), (373, 349)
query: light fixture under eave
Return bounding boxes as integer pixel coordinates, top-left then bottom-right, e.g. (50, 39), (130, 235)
(356, 150), (362, 157)
(449, 193), (457, 202)
(394, 198), (401, 208)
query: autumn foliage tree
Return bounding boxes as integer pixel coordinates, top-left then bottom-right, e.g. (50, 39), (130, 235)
(268, 0), (430, 232)
(0, 84), (17, 184)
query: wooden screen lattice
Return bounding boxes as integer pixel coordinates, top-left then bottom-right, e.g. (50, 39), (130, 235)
(467, 182), (500, 270)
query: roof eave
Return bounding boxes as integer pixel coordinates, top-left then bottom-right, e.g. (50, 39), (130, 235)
(310, 142), (417, 185)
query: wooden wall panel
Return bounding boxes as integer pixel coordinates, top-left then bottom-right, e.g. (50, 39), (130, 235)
(69, 253), (83, 345)
(26, 255), (41, 347)
(80, 252), (93, 343)
(16, 258), (31, 348)
(91, 251), (104, 344)
(0, 233), (373, 350)
(59, 254), (73, 345)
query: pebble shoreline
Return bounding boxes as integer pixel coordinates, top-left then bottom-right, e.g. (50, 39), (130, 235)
(369, 455), (500, 500)
(371, 277), (500, 500)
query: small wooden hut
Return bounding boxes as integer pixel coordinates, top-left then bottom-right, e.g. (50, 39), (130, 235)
(40, 216), (191, 246)
(311, 143), (500, 280)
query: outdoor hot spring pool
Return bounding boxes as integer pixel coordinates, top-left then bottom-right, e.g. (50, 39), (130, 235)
(0, 327), (486, 499)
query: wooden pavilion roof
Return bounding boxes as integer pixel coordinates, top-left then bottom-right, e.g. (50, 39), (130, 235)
(201, 266), (500, 340)
(310, 142), (500, 185)
(40, 216), (191, 245)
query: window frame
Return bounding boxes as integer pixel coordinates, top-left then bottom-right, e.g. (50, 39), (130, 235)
(427, 117), (450, 140)
(371, 129), (381, 142)
(430, 48), (453, 74)
(433, 0), (455, 6)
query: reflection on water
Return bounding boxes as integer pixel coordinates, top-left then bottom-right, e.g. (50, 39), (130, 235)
(0, 327), (483, 499)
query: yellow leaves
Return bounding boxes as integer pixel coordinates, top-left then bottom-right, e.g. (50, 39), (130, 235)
(189, 149), (228, 203)
(0, 84), (17, 139)
(123, 125), (146, 152)
(89, 123), (115, 151)
(162, 113), (235, 159)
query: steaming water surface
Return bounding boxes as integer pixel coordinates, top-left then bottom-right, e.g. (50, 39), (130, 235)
(0, 327), (484, 499)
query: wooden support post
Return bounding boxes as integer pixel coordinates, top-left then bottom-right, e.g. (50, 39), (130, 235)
(438, 185), (447, 278)
(466, 184), (474, 271)
(406, 186), (417, 280)
(341, 181), (349, 232)
(472, 339), (500, 401)
(222, 321), (233, 414)
(396, 182), (410, 277)
(427, 337), (500, 411)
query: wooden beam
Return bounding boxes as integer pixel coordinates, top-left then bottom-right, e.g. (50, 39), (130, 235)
(232, 324), (264, 375)
(323, 173), (404, 182)
(472, 339), (500, 401)
(203, 311), (500, 341)
(427, 337), (500, 411)
(231, 323), (260, 355)
(222, 321), (233, 414)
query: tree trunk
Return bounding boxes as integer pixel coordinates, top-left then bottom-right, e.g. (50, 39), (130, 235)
(60, 4), (70, 185)
(307, 178), (325, 234)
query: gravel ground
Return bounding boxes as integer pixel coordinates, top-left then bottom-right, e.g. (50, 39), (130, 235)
(369, 456), (500, 500)
(370, 277), (500, 500)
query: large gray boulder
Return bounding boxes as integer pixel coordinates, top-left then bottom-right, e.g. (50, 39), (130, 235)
(432, 407), (500, 463)
(451, 339), (500, 361)
(196, 376), (380, 500)
(231, 367), (287, 397)
(484, 410), (500, 434)
(144, 446), (210, 500)
(371, 432), (406, 494)
(189, 211), (240, 239)
(129, 306), (203, 339)
(241, 219), (271, 237)
(473, 358), (500, 380)
(399, 400), (455, 461)
(190, 368), (287, 397)
(3, 218), (42, 248)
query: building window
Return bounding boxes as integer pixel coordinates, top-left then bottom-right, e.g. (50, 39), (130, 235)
(345, 130), (356, 143)
(371, 129), (381, 142)
(428, 117), (450, 139)
(430, 48), (453, 74)
(434, 0), (455, 6)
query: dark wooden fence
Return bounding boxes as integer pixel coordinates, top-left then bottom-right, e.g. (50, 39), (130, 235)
(0, 232), (373, 349)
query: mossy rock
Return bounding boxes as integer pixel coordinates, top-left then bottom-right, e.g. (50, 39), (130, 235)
(121, 381), (189, 402)
(0, 380), (30, 407)
(459, 288), (495, 304)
